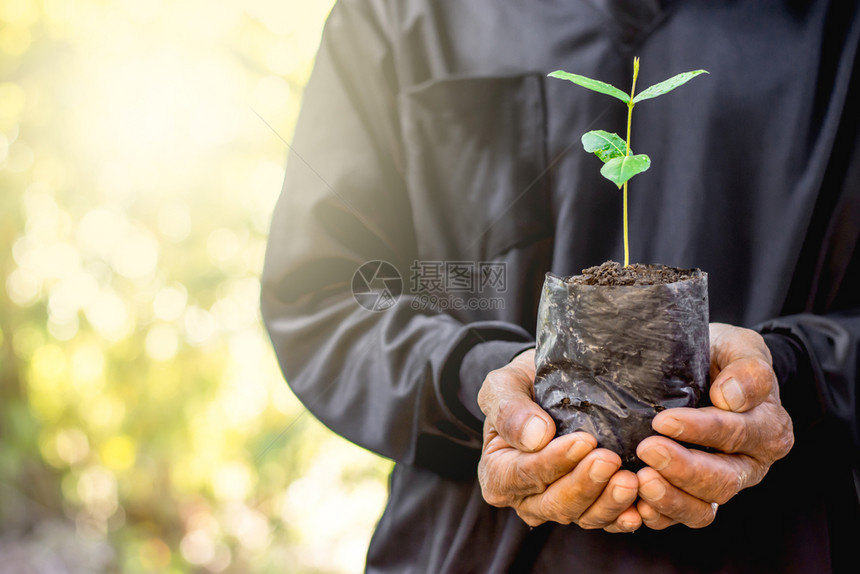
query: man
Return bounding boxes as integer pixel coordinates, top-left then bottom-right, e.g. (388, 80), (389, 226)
(262, 0), (860, 571)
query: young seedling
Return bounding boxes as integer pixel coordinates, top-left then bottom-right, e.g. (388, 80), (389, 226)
(549, 58), (708, 267)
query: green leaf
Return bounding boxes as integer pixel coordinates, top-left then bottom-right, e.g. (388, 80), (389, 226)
(632, 70), (709, 104)
(548, 70), (630, 104)
(600, 154), (651, 188)
(581, 130), (627, 163)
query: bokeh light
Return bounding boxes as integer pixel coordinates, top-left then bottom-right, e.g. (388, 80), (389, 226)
(0, 1), (392, 573)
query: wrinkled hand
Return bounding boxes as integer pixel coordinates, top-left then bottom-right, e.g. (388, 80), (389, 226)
(635, 323), (795, 529)
(477, 349), (641, 532)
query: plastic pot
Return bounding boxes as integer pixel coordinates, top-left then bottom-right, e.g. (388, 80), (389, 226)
(533, 267), (710, 469)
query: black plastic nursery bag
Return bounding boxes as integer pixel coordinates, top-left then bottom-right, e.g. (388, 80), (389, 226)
(534, 269), (710, 469)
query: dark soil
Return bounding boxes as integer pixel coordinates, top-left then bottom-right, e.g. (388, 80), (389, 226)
(572, 260), (696, 286)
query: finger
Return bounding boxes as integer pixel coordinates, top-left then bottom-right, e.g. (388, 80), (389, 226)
(636, 499), (677, 530)
(481, 432), (596, 502)
(516, 449), (622, 525)
(651, 404), (793, 460)
(636, 467), (719, 528)
(651, 407), (748, 451)
(478, 366), (555, 453)
(637, 435), (764, 504)
(603, 506), (642, 533)
(710, 357), (776, 413)
(576, 470), (639, 530)
(708, 324), (774, 412)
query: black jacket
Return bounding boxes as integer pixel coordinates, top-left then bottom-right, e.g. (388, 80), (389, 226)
(262, 0), (860, 571)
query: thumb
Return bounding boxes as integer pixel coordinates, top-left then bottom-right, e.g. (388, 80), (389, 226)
(478, 351), (555, 452)
(709, 323), (775, 412)
(500, 405), (555, 452)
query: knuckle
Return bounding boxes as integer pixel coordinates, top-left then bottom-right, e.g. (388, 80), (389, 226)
(713, 481), (737, 505)
(770, 435), (793, 463)
(481, 426), (495, 451)
(653, 493), (691, 524)
(752, 407), (794, 463)
(780, 431), (795, 458)
(513, 462), (540, 491)
(750, 357), (776, 392)
(691, 506), (717, 529)
(478, 465), (515, 508)
(755, 360), (777, 396)
(774, 416), (795, 459)
(496, 398), (519, 423)
(708, 467), (741, 505)
(477, 459), (488, 485)
(515, 509), (546, 528)
(481, 491), (503, 507)
(722, 422), (747, 453)
(577, 518), (603, 530)
(477, 370), (504, 413)
(740, 460), (770, 492)
(480, 485), (510, 508)
(747, 354), (772, 375)
(538, 496), (573, 525)
(476, 387), (490, 415)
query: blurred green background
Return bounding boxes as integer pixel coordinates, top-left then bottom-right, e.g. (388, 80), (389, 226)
(0, 1), (392, 572)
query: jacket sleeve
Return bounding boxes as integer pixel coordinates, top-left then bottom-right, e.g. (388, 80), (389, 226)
(260, 0), (532, 479)
(760, 311), (860, 473)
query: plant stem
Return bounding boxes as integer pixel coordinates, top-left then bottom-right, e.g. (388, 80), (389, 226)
(625, 104), (634, 156)
(623, 58), (640, 267)
(623, 182), (629, 267)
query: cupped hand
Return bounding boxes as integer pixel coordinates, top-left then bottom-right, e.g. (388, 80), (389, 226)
(477, 349), (641, 532)
(635, 323), (795, 529)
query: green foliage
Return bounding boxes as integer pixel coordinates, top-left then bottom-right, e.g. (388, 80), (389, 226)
(581, 130), (627, 163)
(549, 57), (707, 265)
(633, 70), (710, 104)
(550, 60), (707, 188)
(600, 154), (652, 189)
(547, 70), (630, 103)
(581, 131), (650, 187)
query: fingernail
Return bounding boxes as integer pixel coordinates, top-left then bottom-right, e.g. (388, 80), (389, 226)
(619, 519), (637, 531)
(656, 416), (684, 438)
(588, 458), (616, 483)
(566, 439), (591, 461)
(644, 445), (671, 471)
(612, 485), (636, 504)
(640, 479), (666, 501)
(521, 416), (547, 451)
(721, 377), (745, 411)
